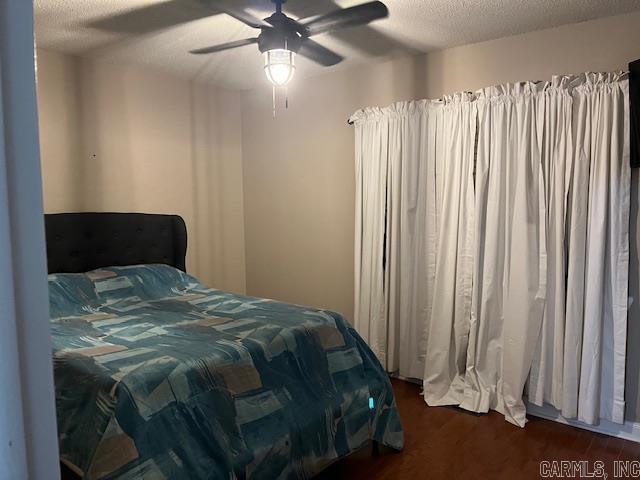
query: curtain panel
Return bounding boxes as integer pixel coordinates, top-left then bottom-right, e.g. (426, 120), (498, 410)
(351, 72), (630, 427)
(527, 73), (630, 425)
(353, 97), (476, 381)
(463, 82), (548, 426)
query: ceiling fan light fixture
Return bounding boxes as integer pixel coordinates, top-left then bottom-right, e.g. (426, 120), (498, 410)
(264, 48), (296, 86)
(187, 1), (389, 90)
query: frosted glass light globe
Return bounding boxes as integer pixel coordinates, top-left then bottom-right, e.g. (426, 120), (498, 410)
(264, 49), (296, 86)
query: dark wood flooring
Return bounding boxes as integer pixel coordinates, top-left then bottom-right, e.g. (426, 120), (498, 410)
(318, 378), (640, 479)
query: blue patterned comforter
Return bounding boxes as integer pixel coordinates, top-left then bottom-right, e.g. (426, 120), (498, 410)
(49, 264), (403, 479)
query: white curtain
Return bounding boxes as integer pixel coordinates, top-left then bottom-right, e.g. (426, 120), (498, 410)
(384, 100), (440, 377)
(352, 72), (630, 427)
(354, 101), (435, 373)
(528, 73), (631, 425)
(422, 95), (476, 404)
(354, 111), (390, 365)
(527, 77), (574, 415)
(353, 97), (475, 379)
(465, 82), (548, 426)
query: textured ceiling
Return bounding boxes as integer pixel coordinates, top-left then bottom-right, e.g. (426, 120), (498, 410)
(34, 0), (640, 90)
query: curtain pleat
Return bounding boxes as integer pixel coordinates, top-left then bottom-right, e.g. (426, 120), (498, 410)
(352, 72), (630, 427)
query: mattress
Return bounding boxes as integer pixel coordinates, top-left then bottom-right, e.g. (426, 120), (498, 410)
(49, 264), (403, 479)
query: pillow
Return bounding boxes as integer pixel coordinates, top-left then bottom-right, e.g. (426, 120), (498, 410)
(87, 264), (196, 301)
(48, 273), (101, 318)
(49, 264), (203, 318)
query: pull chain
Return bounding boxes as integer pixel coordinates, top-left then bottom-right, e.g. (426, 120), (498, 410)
(284, 37), (289, 110)
(272, 85), (276, 119)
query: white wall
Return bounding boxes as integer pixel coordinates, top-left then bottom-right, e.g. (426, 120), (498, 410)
(36, 49), (247, 293)
(240, 11), (640, 418)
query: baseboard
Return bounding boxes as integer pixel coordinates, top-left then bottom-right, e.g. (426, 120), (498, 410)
(526, 402), (640, 443)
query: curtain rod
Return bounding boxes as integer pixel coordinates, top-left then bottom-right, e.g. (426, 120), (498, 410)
(346, 91), (477, 126)
(347, 85), (594, 126)
(348, 71), (637, 167)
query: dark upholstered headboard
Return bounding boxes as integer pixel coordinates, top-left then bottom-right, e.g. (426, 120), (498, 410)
(44, 213), (187, 274)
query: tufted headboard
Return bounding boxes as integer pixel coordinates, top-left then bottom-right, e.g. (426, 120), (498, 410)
(44, 213), (187, 274)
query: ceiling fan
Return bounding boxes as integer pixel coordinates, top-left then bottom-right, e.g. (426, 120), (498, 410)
(189, 0), (389, 86)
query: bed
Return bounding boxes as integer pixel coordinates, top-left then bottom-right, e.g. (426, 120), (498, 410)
(46, 213), (403, 480)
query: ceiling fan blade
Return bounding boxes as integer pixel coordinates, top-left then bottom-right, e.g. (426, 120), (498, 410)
(190, 37), (258, 54)
(297, 39), (343, 66)
(300, 1), (389, 36)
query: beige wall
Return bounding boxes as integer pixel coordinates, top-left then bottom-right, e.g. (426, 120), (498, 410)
(241, 58), (419, 320)
(420, 11), (640, 99)
(36, 49), (246, 293)
(241, 12), (640, 417)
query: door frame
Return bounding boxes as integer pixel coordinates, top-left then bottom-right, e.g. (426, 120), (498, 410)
(0, 1), (61, 478)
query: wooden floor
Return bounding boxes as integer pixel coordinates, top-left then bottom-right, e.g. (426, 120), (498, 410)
(318, 378), (640, 479)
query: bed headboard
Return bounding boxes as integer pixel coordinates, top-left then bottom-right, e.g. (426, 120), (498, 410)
(44, 212), (187, 274)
